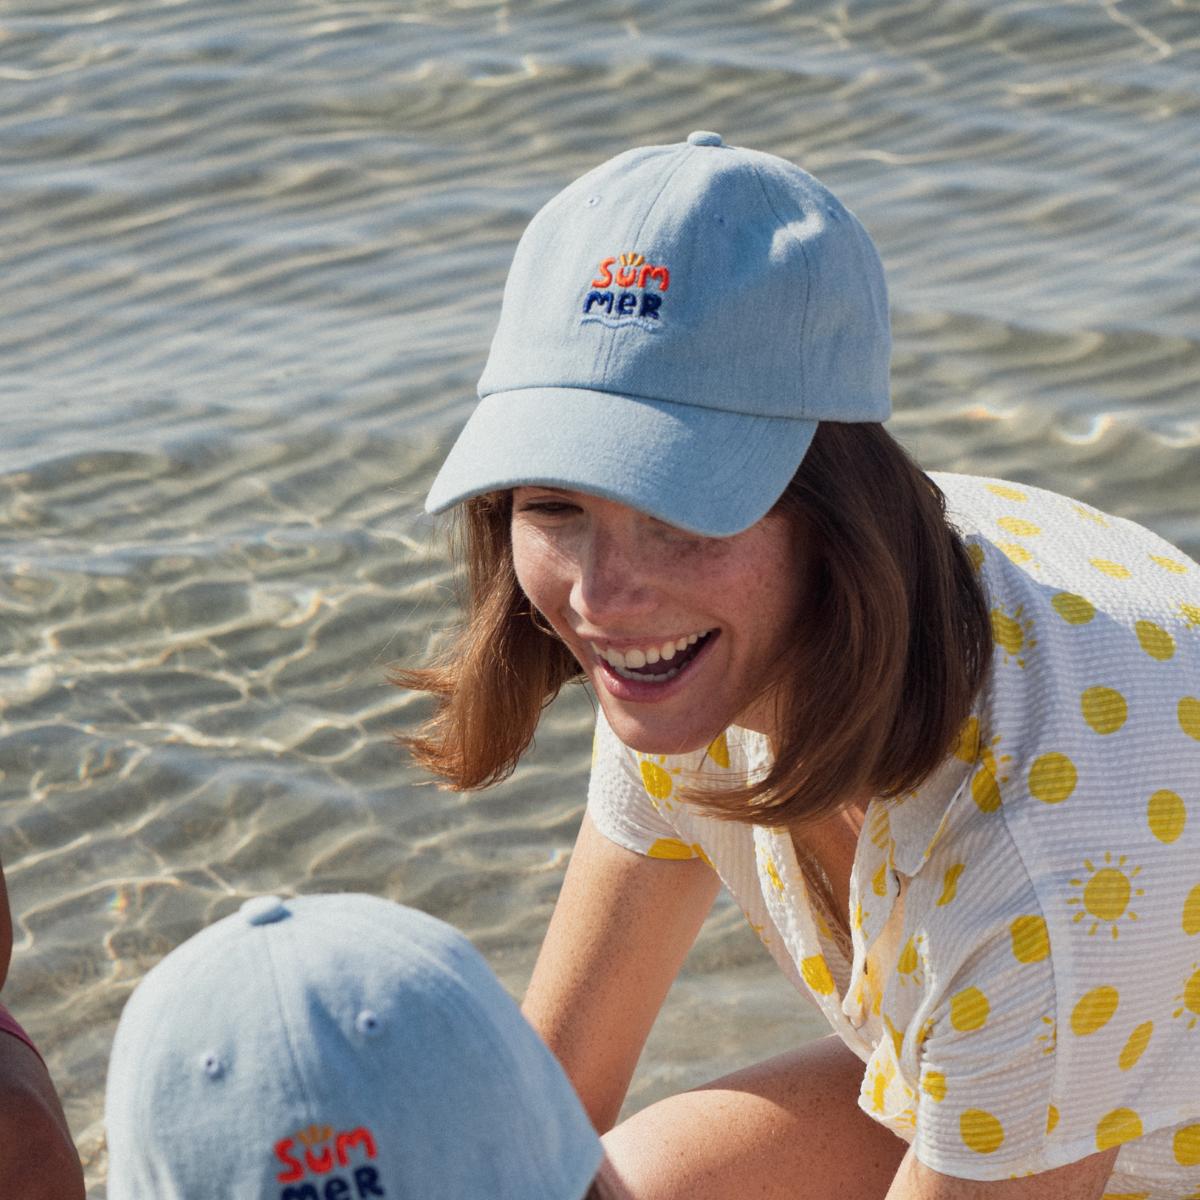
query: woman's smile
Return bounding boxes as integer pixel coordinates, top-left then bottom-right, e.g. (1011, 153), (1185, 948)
(510, 487), (805, 755)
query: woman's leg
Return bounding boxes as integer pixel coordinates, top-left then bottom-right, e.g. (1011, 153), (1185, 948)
(601, 1034), (907, 1200)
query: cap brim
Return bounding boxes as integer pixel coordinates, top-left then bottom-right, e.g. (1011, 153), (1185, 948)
(425, 388), (817, 538)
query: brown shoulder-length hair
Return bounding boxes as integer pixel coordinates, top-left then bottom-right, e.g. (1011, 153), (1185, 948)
(395, 423), (991, 829)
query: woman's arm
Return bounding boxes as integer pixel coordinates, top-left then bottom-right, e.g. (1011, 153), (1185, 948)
(523, 812), (721, 1133)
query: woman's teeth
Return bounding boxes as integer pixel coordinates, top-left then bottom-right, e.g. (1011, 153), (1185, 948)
(591, 632), (711, 681)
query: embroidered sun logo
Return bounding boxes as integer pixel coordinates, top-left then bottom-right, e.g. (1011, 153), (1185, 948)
(1067, 852), (1144, 939)
(1173, 965), (1200, 1030)
(991, 603), (1037, 669)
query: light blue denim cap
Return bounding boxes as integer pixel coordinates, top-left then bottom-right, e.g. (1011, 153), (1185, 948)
(105, 894), (603, 1200)
(426, 131), (891, 537)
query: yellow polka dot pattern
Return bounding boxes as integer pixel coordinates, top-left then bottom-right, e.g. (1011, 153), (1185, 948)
(960, 1109), (1005, 1154)
(987, 483), (1028, 502)
(1180, 697), (1200, 742)
(1028, 753), (1077, 804)
(1182, 885), (1200, 936)
(646, 838), (696, 861)
(801, 954), (835, 996)
(1090, 557), (1132, 580)
(1118, 1022), (1153, 1071)
(587, 474), (1200, 1188)
(1071, 986), (1119, 1036)
(1080, 686), (1127, 734)
(950, 987), (989, 1032)
(1052, 592), (1095, 624)
(1010, 915), (1050, 964)
(1135, 619), (1175, 661)
(1096, 1108), (1143, 1151)
(1150, 554), (1189, 574)
(997, 516), (1042, 537)
(639, 759), (673, 801)
(1147, 790), (1186, 844)
(1174, 1124), (1200, 1166)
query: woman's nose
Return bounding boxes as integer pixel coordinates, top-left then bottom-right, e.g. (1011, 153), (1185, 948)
(572, 525), (656, 625)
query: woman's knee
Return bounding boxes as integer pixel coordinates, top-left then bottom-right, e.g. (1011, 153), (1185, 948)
(602, 1036), (907, 1200)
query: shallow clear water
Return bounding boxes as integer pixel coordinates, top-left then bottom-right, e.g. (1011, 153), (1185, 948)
(0, 0), (1197, 1189)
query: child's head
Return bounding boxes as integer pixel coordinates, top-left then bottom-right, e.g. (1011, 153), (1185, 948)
(105, 893), (603, 1199)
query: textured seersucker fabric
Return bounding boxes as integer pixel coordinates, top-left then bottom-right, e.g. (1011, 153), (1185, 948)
(587, 473), (1200, 1195)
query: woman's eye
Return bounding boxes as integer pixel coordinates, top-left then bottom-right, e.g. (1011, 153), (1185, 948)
(516, 499), (579, 516)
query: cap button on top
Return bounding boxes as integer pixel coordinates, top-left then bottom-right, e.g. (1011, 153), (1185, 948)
(686, 130), (723, 147)
(241, 895), (289, 926)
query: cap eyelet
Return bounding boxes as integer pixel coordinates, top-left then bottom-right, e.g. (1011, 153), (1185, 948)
(201, 1052), (225, 1079)
(355, 1009), (382, 1037)
(585, 195), (601, 207)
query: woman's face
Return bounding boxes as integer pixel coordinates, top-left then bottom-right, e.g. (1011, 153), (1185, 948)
(510, 487), (807, 755)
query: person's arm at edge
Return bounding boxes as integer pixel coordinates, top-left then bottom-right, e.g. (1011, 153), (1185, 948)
(523, 811), (721, 1134)
(0, 860), (86, 1200)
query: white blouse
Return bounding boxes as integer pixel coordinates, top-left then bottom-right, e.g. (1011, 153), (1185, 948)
(587, 473), (1200, 1193)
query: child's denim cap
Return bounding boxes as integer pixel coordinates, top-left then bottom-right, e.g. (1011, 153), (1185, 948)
(105, 893), (603, 1200)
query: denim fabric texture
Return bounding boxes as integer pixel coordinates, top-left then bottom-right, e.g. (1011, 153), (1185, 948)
(105, 894), (602, 1200)
(426, 131), (892, 536)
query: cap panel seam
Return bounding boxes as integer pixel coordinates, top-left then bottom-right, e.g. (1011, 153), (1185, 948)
(597, 145), (692, 381)
(259, 920), (319, 1126)
(747, 160), (811, 417)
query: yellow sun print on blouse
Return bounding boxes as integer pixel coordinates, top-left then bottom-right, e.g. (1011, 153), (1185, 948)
(1172, 965), (1200, 1029)
(991, 603), (1037, 668)
(1068, 852), (1143, 939)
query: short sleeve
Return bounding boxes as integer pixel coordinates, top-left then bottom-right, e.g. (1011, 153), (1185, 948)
(586, 708), (690, 858)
